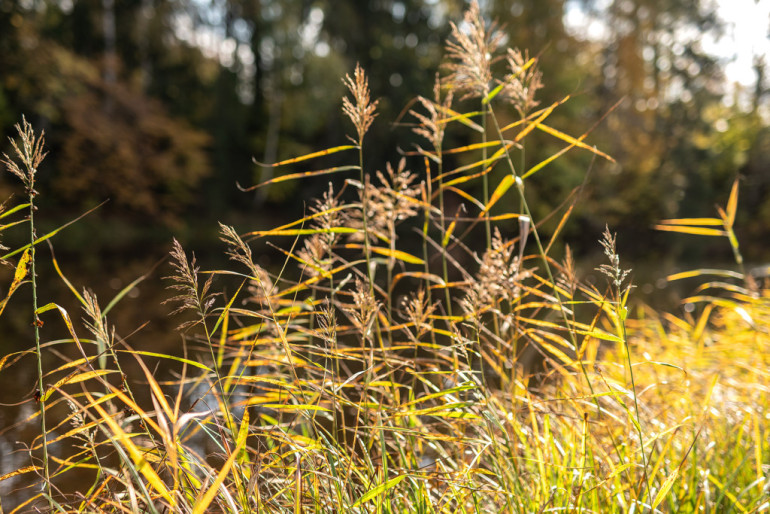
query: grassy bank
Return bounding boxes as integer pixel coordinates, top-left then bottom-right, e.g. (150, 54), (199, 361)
(1, 2), (768, 512)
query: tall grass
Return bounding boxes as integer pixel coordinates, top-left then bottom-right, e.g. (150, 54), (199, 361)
(0, 2), (768, 512)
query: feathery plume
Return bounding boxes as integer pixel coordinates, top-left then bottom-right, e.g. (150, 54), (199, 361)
(1, 115), (47, 190)
(164, 239), (217, 330)
(342, 63), (378, 144)
(443, 0), (505, 100)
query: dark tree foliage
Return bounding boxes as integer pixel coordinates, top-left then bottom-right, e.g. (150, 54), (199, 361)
(0, 0), (768, 261)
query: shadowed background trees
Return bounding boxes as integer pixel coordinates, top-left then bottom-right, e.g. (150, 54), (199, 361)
(1, 0), (768, 268)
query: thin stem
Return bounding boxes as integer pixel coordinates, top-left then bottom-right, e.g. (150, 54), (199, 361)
(422, 161), (437, 349)
(387, 223), (395, 347)
(437, 161), (453, 319)
(358, 146), (374, 290)
(29, 191), (53, 507)
(481, 102), (491, 249)
(486, 102), (601, 408)
(620, 306), (653, 506)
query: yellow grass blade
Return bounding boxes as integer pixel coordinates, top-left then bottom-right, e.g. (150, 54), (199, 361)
(434, 105), (484, 132)
(574, 328), (623, 343)
(35, 302), (90, 361)
(0, 465), (40, 482)
(706, 475), (748, 513)
(42, 370), (115, 402)
(351, 475), (410, 508)
(691, 303), (714, 346)
(443, 218), (457, 248)
(50, 249), (86, 306)
(390, 272), (445, 292)
(261, 404), (330, 412)
(245, 227), (358, 238)
(653, 225), (727, 237)
(342, 244), (424, 265)
(725, 178), (739, 227)
(483, 81), (507, 106)
(666, 269), (744, 281)
(276, 260), (364, 298)
(136, 356), (175, 424)
(500, 97), (569, 133)
(442, 140), (505, 155)
(244, 204), (350, 236)
(484, 57), (537, 106)
(421, 410), (480, 419)
(239, 165), (359, 192)
(253, 145), (357, 167)
(535, 123), (614, 161)
(117, 351), (212, 372)
(483, 174), (514, 214)
(521, 145), (572, 180)
(192, 434), (246, 514)
(0, 202), (30, 220)
(652, 468), (679, 510)
(440, 165), (493, 189)
(0, 219), (27, 232)
(86, 390), (176, 507)
(545, 204), (575, 255)
(210, 280), (246, 343)
(402, 384), (476, 408)
(513, 98), (563, 142)
(657, 218), (723, 226)
(441, 151), (508, 186)
(2, 201), (105, 260)
(0, 248), (31, 317)
(443, 186), (486, 211)
(530, 333), (576, 364)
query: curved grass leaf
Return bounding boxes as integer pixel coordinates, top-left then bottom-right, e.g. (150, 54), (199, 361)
(351, 474), (410, 508)
(42, 370), (115, 402)
(342, 244), (424, 265)
(245, 227), (358, 238)
(0, 247), (31, 317)
(239, 165), (359, 192)
(653, 225), (727, 237)
(666, 269), (744, 281)
(118, 350), (213, 372)
(253, 145), (357, 167)
(0, 202), (30, 220)
(2, 201), (105, 260)
(0, 465), (40, 482)
(85, 389), (175, 508)
(657, 217), (723, 226)
(535, 123), (614, 162)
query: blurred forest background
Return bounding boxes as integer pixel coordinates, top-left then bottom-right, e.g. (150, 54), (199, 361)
(1, 0), (769, 300)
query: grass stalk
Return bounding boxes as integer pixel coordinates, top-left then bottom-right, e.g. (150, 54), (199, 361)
(486, 102), (599, 403)
(1, 117), (53, 508)
(29, 187), (53, 509)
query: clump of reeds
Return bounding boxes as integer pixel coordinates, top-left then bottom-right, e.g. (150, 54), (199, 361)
(0, 2), (767, 512)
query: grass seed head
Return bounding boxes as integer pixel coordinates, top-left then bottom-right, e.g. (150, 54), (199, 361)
(1, 115), (47, 190)
(342, 63), (378, 144)
(596, 225), (632, 293)
(411, 75), (454, 153)
(345, 158), (419, 244)
(345, 278), (379, 341)
(474, 228), (528, 304)
(443, 0), (505, 100)
(501, 48), (543, 116)
(164, 238), (217, 330)
(402, 288), (436, 339)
